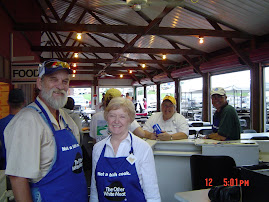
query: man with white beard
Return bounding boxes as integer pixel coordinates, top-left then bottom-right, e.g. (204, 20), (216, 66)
(4, 59), (88, 202)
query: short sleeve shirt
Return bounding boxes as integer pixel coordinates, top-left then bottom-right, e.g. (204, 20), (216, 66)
(4, 97), (80, 182)
(143, 112), (189, 136)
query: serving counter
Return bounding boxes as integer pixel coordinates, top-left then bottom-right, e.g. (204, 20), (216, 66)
(146, 139), (259, 202)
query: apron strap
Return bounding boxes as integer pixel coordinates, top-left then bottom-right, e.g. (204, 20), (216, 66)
(35, 99), (56, 133)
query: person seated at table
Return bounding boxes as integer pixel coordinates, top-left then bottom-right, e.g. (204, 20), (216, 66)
(206, 87), (241, 140)
(143, 95), (189, 141)
(90, 88), (145, 143)
(90, 97), (161, 202)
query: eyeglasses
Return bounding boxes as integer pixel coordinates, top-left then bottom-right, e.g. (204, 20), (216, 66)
(44, 61), (70, 69)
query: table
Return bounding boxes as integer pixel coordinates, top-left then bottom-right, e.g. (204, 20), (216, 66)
(146, 139), (259, 202)
(240, 132), (269, 140)
(174, 189), (210, 202)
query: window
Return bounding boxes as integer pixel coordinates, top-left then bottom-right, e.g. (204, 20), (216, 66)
(180, 78), (203, 120)
(160, 82), (175, 103)
(68, 88), (91, 111)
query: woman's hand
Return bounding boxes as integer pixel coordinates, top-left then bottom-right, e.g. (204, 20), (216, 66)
(157, 131), (171, 141)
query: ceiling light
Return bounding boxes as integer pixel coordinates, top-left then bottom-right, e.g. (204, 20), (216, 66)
(74, 53), (79, 58)
(72, 74), (75, 78)
(73, 63), (77, 67)
(120, 74), (123, 78)
(162, 54), (167, 60)
(73, 70), (76, 74)
(141, 64), (146, 68)
(129, 70), (133, 74)
(199, 36), (204, 44)
(77, 33), (82, 40)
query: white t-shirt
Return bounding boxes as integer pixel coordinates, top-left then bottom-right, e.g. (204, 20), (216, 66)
(90, 133), (161, 202)
(143, 112), (189, 136)
(4, 97), (80, 183)
(90, 111), (140, 142)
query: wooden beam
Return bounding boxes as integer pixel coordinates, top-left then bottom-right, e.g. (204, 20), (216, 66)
(33, 46), (203, 55)
(40, 57), (177, 65)
(14, 23), (252, 38)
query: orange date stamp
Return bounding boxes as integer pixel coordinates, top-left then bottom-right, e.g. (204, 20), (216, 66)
(205, 178), (250, 187)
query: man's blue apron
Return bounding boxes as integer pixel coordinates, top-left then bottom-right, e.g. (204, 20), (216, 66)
(95, 133), (146, 202)
(30, 100), (88, 202)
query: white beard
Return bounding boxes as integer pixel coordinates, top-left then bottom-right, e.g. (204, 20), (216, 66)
(40, 85), (68, 110)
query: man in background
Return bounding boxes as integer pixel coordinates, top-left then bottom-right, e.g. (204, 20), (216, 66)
(0, 88), (25, 170)
(207, 87), (241, 140)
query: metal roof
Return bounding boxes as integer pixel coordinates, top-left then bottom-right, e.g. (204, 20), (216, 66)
(4, 0), (269, 85)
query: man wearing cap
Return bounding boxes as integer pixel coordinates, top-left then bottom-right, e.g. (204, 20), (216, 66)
(143, 95), (189, 141)
(90, 88), (145, 143)
(0, 88), (25, 170)
(4, 59), (88, 201)
(208, 87), (241, 140)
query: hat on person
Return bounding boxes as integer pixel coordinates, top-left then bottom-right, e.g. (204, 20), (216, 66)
(163, 95), (176, 105)
(38, 59), (72, 77)
(8, 88), (25, 104)
(211, 87), (226, 96)
(104, 88), (122, 101)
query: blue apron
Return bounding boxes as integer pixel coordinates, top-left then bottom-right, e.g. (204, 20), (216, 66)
(95, 133), (146, 202)
(30, 100), (88, 202)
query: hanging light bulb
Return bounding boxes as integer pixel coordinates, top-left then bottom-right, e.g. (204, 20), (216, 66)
(72, 74), (75, 78)
(129, 70), (133, 74)
(73, 70), (76, 74)
(199, 36), (204, 44)
(73, 63), (77, 67)
(162, 54), (167, 60)
(74, 53), (79, 58)
(77, 33), (82, 40)
(141, 64), (146, 68)
(120, 74), (123, 78)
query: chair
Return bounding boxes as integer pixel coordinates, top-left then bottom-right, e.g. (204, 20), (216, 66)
(189, 129), (197, 136)
(243, 129), (257, 133)
(198, 129), (213, 136)
(190, 155), (239, 190)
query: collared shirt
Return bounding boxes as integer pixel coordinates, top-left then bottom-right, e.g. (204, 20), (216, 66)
(143, 112), (189, 136)
(90, 133), (161, 202)
(4, 97), (79, 182)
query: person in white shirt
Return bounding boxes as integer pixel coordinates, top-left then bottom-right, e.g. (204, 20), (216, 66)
(143, 95), (189, 141)
(90, 88), (145, 143)
(90, 97), (161, 202)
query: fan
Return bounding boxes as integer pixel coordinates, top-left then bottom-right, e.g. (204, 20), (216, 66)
(92, 0), (185, 11)
(97, 70), (115, 78)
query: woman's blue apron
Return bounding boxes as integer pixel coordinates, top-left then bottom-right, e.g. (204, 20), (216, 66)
(30, 99), (88, 202)
(95, 133), (146, 202)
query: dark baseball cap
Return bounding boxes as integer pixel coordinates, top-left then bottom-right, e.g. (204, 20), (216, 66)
(8, 88), (25, 103)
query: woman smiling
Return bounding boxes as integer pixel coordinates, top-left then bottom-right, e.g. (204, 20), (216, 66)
(90, 97), (161, 202)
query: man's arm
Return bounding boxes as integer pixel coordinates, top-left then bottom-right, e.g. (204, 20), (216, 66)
(9, 176), (33, 202)
(208, 133), (227, 141)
